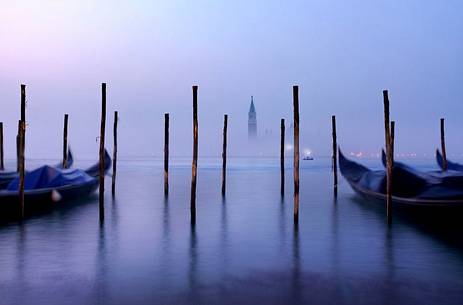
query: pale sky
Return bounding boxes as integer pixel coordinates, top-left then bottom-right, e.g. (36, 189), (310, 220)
(1, 0), (462, 159)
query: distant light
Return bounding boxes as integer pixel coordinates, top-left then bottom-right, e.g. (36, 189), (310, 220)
(303, 149), (312, 156)
(285, 144), (293, 151)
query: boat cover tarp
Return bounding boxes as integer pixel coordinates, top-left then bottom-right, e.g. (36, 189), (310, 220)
(7, 166), (94, 191)
(436, 149), (463, 172)
(340, 149), (463, 200)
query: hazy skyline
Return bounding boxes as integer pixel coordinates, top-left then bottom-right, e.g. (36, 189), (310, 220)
(1, 0), (462, 159)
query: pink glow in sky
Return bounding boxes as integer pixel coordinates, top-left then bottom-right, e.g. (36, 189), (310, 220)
(1, 1), (462, 160)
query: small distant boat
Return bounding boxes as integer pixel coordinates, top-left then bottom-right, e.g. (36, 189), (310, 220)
(0, 149), (74, 189)
(0, 150), (111, 220)
(339, 148), (463, 207)
(303, 156), (314, 161)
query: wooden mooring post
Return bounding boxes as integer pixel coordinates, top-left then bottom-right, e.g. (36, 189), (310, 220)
(221, 114), (228, 197)
(16, 121), (20, 172)
(18, 121), (25, 219)
(0, 122), (4, 170)
(19, 84), (26, 219)
(99, 83), (107, 222)
(280, 118), (285, 196)
(293, 86), (300, 225)
(331, 115), (338, 198)
(62, 114), (69, 168)
(190, 86), (198, 225)
(383, 90), (393, 225)
(164, 113), (169, 197)
(112, 111), (118, 196)
(440, 118), (447, 171)
(391, 121), (395, 163)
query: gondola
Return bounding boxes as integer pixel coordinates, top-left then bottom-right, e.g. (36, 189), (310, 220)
(0, 150), (111, 220)
(339, 149), (463, 207)
(436, 149), (463, 171)
(0, 148), (74, 189)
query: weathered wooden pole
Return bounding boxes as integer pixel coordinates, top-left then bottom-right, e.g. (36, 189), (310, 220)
(293, 86), (300, 225)
(62, 114), (69, 168)
(221, 114), (228, 196)
(190, 86), (198, 225)
(21, 84), (26, 123)
(164, 113), (169, 197)
(383, 90), (393, 225)
(391, 121), (395, 163)
(280, 118), (285, 196)
(112, 111), (118, 196)
(0, 122), (4, 170)
(99, 83), (107, 222)
(16, 121), (20, 172)
(440, 118), (447, 171)
(18, 121), (25, 219)
(19, 84), (26, 219)
(331, 115), (338, 198)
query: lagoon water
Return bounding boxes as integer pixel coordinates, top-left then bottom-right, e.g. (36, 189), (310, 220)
(1, 157), (463, 305)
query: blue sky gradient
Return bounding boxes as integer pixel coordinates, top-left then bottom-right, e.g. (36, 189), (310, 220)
(1, 0), (462, 159)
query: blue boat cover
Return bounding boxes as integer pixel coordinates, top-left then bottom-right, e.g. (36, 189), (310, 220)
(7, 166), (94, 191)
(436, 149), (463, 172)
(339, 149), (463, 201)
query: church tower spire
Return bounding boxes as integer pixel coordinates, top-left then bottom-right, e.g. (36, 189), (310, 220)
(248, 96), (257, 139)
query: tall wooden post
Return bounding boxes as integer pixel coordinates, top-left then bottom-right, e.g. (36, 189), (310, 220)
(221, 114), (228, 196)
(331, 115), (338, 198)
(16, 121), (20, 172)
(440, 118), (447, 171)
(164, 113), (169, 197)
(99, 83), (107, 222)
(190, 86), (198, 225)
(18, 121), (25, 219)
(383, 90), (392, 225)
(391, 121), (395, 164)
(280, 118), (285, 196)
(112, 111), (118, 196)
(0, 122), (4, 170)
(293, 86), (300, 225)
(21, 84), (26, 123)
(19, 84), (26, 219)
(62, 114), (69, 168)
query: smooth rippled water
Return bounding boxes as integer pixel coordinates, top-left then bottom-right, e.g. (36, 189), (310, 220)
(1, 157), (463, 305)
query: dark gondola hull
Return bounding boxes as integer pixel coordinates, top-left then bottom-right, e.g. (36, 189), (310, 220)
(0, 149), (110, 222)
(0, 179), (99, 221)
(339, 149), (463, 208)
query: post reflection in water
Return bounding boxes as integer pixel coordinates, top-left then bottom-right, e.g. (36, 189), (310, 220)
(1, 158), (463, 305)
(220, 197), (228, 269)
(94, 222), (108, 304)
(189, 224), (199, 303)
(16, 223), (26, 284)
(291, 224), (301, 304)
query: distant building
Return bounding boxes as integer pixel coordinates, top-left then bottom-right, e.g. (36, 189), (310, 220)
(248, 96), (257, 139)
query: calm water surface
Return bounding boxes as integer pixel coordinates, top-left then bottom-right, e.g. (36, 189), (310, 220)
(1, 157), (463, 305)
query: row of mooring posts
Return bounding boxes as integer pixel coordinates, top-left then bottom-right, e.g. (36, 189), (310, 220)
(9, 83), (120, 221)
(4, 84), (450, 226)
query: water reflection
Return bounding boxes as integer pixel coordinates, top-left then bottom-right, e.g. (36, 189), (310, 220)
(189, 224), (199, 303)
(2, 159), (463, 305)
(16, 223), (26, 283)
(94, 223), (108, 304)
(291, 225), (301, 304)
